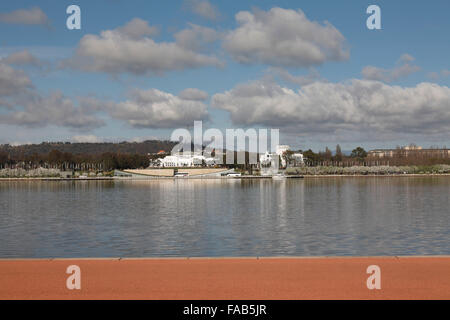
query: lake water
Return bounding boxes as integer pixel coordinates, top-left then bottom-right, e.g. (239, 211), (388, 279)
(0, 177), (449, 258)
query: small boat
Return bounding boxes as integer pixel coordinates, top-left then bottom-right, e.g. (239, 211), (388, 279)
(272, 174), (286, 180)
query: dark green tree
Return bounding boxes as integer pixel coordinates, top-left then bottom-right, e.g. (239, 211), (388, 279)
(350, 147), (367, 159)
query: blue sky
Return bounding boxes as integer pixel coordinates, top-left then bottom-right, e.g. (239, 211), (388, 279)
(0, 0), (449, 151)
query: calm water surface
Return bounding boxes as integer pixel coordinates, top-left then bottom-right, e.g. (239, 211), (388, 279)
(0, 177), (449, 258)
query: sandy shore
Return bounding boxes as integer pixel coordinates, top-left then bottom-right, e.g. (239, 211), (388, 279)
(1, 256), (449, 300)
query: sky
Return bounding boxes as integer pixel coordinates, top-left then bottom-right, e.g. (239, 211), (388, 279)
(0, 0), (449, 152)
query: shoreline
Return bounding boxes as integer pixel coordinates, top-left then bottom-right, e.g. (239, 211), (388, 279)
(1, 256), (449, 299)
(0, 173), (450, 181)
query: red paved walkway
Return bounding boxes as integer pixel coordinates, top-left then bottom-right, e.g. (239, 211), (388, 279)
(0, 257), (449, 299)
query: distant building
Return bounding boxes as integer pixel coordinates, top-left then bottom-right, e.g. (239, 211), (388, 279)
(259, 145), (303, 169)
(157, 153), (218, 167)
(291, 153), (304, 165)
(275, 145), (290, 167)
(260, 151), (279, 168)
(276, 145), (290, 155)
(368, 149), (395, 158)
(368, 146), (449, 158)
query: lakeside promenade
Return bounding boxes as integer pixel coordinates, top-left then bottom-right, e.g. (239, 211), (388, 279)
(1, 257), (449, 299)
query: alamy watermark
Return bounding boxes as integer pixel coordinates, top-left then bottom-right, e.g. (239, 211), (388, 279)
(170, 121), (280, 165)
(366, 5), (381, 30)
(66, 5), (81, 30)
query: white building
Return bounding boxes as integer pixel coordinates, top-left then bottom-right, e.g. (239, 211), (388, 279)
(259, 151), (278, 168)
(259, 145), (304, 169)
(276, 145), (291, 156)
(277, 145), (291, 167)
(158, 153), (218, 167)
(260, 146), (290, 169)
(292, 153), (304, 164)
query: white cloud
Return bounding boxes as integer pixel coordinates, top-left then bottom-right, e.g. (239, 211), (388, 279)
(128, 136), (160, 143)
(64, 19), (223, 75)
(1, 58), (208, 131)
(107, 88), (209, 128)
(114, 18), (159, 39)
(71, 135), (104, 143)
(362, 54), (420, 82)
(269, 67), (323, 86)
(0, 7), (49, 26)
(212, 79), (450, 139)
(174, 23), (220, 51)
(178, 88), (209, 101)
(0, 63), (33, 96)
(223, 7), (349, 67)
(0, 63), (104, 130)
(1, 50), (42, 67)
(186, 0), (220, 20)
(1, 91), (105, 130)
(71, 135), (163, 144)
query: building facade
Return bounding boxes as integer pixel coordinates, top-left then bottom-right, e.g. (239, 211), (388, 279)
(157, 153), (218, 167)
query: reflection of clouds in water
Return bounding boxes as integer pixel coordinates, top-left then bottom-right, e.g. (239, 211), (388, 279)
(0, 177), (448, 258)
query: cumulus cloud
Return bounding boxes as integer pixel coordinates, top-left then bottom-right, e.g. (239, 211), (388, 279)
(114, 18), (159, 39)
(178, 88), (209, 100)
(0, 63), (103, 130)
(71, 135), (162, 144)
(128, 136), (161, 143)
(269, 67), (323, 86)
(0, 7), (50, 26)
(1, 58), (209, 130)
(1, 50), (42, 67)
(0, 63), (33, 96)
(362, 54), (420, 82)
(105, 88), (209, 128)
(174, 23), (220, 51)
(212, 79), (450, 139)
(71, 135), (104, 143)
(1, 91), (105, 130)
(63, 18), (222, 75)
(186, 0), (220, 20)
(223, 7), (349, 67)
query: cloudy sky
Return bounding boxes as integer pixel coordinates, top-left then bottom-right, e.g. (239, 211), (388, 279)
(0, 0), (449, 151)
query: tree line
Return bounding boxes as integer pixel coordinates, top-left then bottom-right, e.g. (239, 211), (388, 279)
(0, 140), (176, 158)
(0, 150), (150, 171)
(302, 145), (449, 166)
(301, 145), (368, 166)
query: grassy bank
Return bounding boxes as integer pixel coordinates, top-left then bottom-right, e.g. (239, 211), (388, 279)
(286, 164), (450, 175)
(0, 168), (60, 178)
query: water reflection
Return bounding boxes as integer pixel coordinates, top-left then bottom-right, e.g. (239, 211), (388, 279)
(0, 177), (449, 258)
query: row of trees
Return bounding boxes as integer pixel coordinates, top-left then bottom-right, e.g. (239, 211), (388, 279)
(301, 146), (368, 166)
(0, 150), (149, 171)
(0, 140), (176, 158)
(301, 145), (449, 166)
